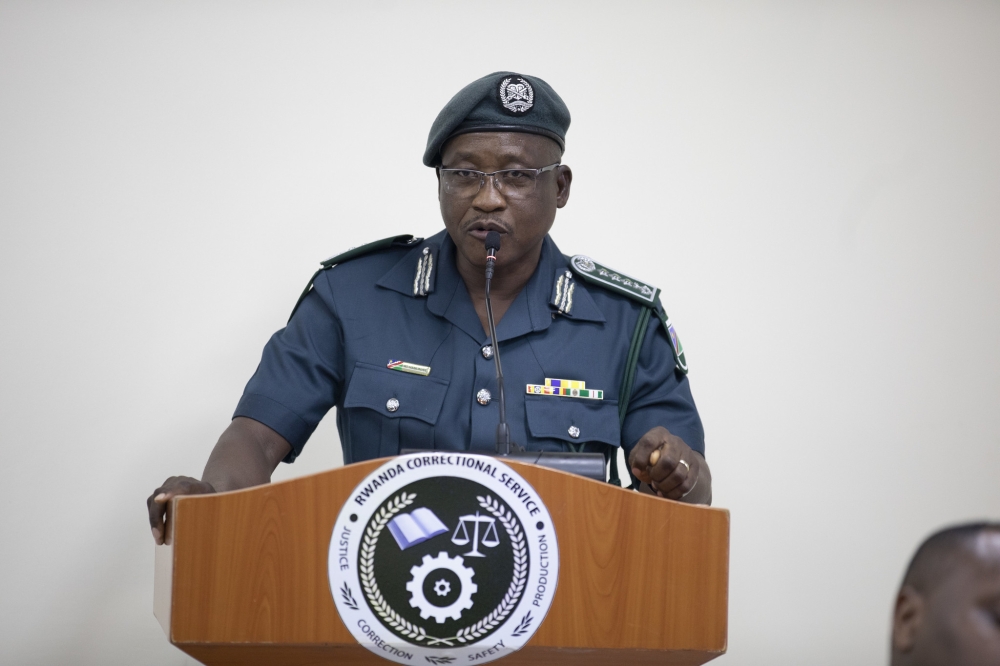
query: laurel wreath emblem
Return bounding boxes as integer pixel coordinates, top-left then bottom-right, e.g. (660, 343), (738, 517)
(510, 611), (533, 638)
(499, 76), (534, 112)
(359, 492), (429, 642)
(358, 492), (529, 647)
(450, 495), (527, 644)
(340, 581), (359, 611)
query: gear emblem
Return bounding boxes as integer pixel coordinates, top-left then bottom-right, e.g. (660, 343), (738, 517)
(406, 552), (477, 623)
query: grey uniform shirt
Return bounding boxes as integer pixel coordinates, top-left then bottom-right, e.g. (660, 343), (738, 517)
(235, 230), (704, 467)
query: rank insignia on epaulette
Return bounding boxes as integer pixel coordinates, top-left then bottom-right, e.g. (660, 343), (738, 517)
(550, 270), (576, 315)
(413, 246), (437, 297)
(568, 254), (689, 374)
(569, 255), (660, 305)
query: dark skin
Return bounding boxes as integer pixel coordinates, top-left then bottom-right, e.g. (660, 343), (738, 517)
(148, 131), (711, 544)
(437, 132), (569, 333)
(892, 531), (1000, 666)
(629, 427), (711, 505)
(147, 417), (290, 544)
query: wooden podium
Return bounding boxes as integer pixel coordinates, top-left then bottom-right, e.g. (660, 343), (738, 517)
(154, 458), (729, 665)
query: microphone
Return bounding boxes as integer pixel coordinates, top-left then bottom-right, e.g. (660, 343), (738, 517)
(485, 230), (500, 280)
(483, 231), (511, 455)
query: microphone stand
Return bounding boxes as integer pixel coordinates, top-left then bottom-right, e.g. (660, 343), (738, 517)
(484, 247), (511, 455)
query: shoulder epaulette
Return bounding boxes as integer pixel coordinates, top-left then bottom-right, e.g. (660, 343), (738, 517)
(319, 234), (423, 269)
(568, 254), (660, 305)
(288, 234), (423, 322)
(568, 254), (688, 374)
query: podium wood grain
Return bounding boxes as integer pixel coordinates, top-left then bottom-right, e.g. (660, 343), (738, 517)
(157, 459), (729, 665)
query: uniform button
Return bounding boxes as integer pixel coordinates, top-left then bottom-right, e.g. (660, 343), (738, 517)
(386, 398), (399, 412)
(481, 345), (494, 359)
(476, 389), (492, 405)
(568, 425), (580, 439)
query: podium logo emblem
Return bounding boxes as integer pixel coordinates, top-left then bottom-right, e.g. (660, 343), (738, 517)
(330, 454), (559, 665)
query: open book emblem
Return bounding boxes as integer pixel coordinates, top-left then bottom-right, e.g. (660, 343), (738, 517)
(387, 507), (448, 551)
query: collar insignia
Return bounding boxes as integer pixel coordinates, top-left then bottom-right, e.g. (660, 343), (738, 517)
(413, 245), (437, 297)
(551, 270), (576, 315)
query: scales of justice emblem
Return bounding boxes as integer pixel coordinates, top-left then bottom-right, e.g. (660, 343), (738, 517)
(451, 511), (500, 556)
(330, 454), (559, 665)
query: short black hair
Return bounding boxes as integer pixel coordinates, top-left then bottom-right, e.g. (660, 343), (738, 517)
(901, 522), (1000, 593)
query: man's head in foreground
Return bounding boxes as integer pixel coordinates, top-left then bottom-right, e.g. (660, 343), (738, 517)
(891, 522), (1000, 666)
(424, 72), (573, 278)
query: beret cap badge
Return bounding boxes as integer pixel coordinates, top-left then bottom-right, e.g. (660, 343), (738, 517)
(498, 76), (534, 114)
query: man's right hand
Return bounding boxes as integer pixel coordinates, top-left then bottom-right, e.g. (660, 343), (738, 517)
(146, 417), (293, 545)
(147, 476), (216, 545)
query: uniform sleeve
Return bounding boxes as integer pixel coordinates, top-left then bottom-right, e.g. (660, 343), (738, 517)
(233, 271), (345, 462)
(620, 313), (705, 461)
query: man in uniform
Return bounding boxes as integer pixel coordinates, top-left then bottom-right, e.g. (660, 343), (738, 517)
(891, 522), (1000, 666)
(148, 72), (712, 544)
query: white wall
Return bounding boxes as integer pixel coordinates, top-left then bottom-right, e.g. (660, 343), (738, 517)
(1, 1), (998, 664)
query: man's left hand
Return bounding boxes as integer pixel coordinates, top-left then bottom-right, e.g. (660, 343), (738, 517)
(629, 426), (709, 503)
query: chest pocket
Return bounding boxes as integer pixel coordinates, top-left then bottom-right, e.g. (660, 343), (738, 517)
(524, 395), (621, 448)
(343, 362), (449, 458)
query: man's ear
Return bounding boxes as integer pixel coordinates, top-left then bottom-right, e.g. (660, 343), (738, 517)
(555, 165), (572, 208)
(892, 585), (925, 655)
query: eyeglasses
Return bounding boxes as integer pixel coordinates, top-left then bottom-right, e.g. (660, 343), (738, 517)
(438, 163), (560, 199)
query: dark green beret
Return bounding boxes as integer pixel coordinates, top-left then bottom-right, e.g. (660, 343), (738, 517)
(423, 71), (571, 167)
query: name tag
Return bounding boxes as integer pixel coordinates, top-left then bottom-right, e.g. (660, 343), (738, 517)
(387, 360), (431, 376)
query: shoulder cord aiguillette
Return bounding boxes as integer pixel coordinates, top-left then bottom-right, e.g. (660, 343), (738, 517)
(607, 306), (652, 488)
